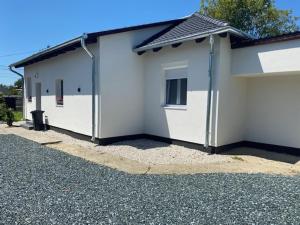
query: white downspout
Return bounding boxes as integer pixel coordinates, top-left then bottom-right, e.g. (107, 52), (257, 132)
(9, 66), (25, 120)
(204, 35), (215, 150)
(80, 34), (96, 142)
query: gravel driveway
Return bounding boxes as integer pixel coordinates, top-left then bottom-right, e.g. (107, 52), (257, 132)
(0, 134), (299, 225)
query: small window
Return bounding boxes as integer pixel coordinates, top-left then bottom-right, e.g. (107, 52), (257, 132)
(55, 79), (64, 106)
(26, 77), (32, 102)
(165, 68), (187, 106)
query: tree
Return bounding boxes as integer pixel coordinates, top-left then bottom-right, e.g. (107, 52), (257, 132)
(8, 86), (19, 96)
(0, 80), (22, 96)
(200, 0), (299, 38)
(0, 84), (9, 94)
(14, 78), (23, 89)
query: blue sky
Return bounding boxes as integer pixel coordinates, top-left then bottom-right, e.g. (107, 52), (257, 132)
(1, 0), (299, 85)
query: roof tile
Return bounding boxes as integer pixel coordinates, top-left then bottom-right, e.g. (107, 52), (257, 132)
(135, 13), (229, 50)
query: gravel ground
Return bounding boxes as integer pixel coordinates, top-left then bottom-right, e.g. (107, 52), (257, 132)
(2, 124), (299, 176)
(0, 134), (299, 225)
(0, 123), (229, 165)
(102, 138), (228, 165)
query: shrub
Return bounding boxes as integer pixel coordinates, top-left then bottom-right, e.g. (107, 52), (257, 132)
(13, 111), (23, 122)
(0, 94), (7, 121)
(6, 108), (14, 127)
(0, 94), (19, 126)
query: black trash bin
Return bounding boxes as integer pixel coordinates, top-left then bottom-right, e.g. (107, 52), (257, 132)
(31, 110), (45, 131)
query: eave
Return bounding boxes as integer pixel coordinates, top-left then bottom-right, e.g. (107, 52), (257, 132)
(134, 26), (251, 52)
(10, 36), (97, 68)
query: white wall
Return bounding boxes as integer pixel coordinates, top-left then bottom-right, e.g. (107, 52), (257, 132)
(24, 44), (98, 136)
(245, 75), (300, 148)
(143, 40), (212, 144)
(232, 39), (300, 76)
(99, 26), (169, 138)
(23, 28), (300, 150)
(141, 36), (247, 147)
(215, 37), (247, 146)
(232, 39), (300, 148)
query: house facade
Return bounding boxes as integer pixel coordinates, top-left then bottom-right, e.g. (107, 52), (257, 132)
(11, 13), (300, 154)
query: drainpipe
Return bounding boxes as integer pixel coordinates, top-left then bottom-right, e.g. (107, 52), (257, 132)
(204, 35), (215, 151)
(81, 33), (96, 142)
(9, 66), (25, 120)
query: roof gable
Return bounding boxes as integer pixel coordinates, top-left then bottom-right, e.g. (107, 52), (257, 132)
(135, 13), (235, 51)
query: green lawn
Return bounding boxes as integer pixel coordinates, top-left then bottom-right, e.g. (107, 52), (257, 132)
(13, 111), (23, 122)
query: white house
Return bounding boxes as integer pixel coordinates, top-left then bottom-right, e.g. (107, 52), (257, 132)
(10, 13), (300, 155)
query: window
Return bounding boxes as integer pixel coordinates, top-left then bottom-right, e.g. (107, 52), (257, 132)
(26, 77), (32, 102)
(56, 79), (64, 106)
(165, 68), (187, 106)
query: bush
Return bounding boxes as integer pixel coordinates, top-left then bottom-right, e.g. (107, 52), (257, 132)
(6, 108), (14, 126)
(0, 94), (7, 121)
(13, 111), (23, 122)
(0, 94), (16, 126)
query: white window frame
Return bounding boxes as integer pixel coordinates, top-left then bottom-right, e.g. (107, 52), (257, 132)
(162, 63), (188, 109)
(55, 79), (64, 106)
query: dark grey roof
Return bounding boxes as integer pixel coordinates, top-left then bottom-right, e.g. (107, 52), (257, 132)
(10, 18), (184, 68)
(232, 31), (300, 48)
(135, 13), (249, 51)
(11, 13), (251, 68)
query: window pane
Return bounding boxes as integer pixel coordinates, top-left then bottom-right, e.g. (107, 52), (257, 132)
(180, 78), (187, 105)
(60, 80), (64, 98)
(166, 79), (177, 105)
(56, 79), (63, 105)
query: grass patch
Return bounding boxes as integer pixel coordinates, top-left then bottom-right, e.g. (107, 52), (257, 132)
(231, 156), (245, 161)
(13, 111), (23, 122)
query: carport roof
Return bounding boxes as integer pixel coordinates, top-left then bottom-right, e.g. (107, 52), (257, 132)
(232, 31), (300, 48)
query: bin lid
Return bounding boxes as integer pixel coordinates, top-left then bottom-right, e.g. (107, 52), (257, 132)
(30, 110), (45, 113)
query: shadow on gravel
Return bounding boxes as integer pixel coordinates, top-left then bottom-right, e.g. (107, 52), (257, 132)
(222, 147), (300, 164)
(111, 138), (171, 150)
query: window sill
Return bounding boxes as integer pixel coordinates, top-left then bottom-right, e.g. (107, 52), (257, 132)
(56, 104), (64, 107)
(162, 105), (187, 110)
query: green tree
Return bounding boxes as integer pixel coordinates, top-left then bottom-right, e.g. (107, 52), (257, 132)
(14, 78), (23, 89)
(0, 84), (9, 94)
(200, 0), (299, 38)
(8, 86), (19, 96)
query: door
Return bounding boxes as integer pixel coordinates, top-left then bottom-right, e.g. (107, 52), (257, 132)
(35, 82), (42, 110)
